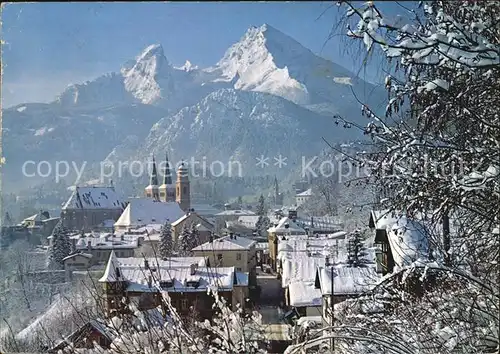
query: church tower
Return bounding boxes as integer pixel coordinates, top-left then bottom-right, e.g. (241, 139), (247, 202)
(159, 152), (176, 202)
(274, 176), (283, 206)
(145, 155), (160, 200)
(176, 161), (191, 212)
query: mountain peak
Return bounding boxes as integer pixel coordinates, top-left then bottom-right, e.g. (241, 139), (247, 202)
(138, 44), (166, 61)
(123, 44), (174, 104)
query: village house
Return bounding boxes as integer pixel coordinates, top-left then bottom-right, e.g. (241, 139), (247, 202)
(49, 309), (165, 353)
(278, 234), (348, 318)
(171, 211), (214, 244)
(21, 211), (61, 240)
(369, 210), (430, 274)
(98, 251), (249, 319)
(69, 233), (138, 266)
(315, 265), (380, 326)
(192, 234), (257, 273)
(267, 211), (307, 270)
(61, 186), (127, 232)
(63, 252), (93, 271)
(295, 188), (313, 207)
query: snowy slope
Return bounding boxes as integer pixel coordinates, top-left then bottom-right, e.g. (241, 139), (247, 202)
(105, 88), (357, 178)
(1, 102), (170, 189)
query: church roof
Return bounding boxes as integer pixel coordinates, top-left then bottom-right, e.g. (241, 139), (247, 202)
(162, 152), (173, 185)
(114, 198), (185, 228)
(62, 187), (126, 210)
(150, 156), (159, 186)
(99, 251), (124, 282)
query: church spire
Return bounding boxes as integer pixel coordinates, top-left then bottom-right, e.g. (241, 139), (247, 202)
(150, 155), (159, 186)
(163, 152), (173, 185)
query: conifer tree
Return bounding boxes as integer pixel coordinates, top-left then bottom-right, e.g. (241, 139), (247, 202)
(178, 223), (194, 256)
(189, 222), (200, 249)
(159, 220), (173, 260)
(256, 195), (266, 217)
(47, 221), (71, 269)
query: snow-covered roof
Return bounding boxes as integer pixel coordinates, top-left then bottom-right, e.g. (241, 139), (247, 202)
(190, 203), (223, 216)
(288, 281), (322, 307)
(99, 251), (124, 282)
(296, 188), (313, 197)
(216, 209), (256, 216)
(123, 265), (236, 293)
(63, 186), (126, 210)
(117, 256), (207, 268)
(73, 235), (138, 250)
(171, 212), (214, 227)
(282, 256), (326, 288)
(237, 215), (260, 227)
(268, 216), (306, 234)
(387, 216), (430, 267)
(369, 209), (401, 230)
(114, 198), (184, 228)
(23, 212), (49, 222)
(315, 266), (380, 296)
(277, 236), (349, 262)
(62, 253), (93, 261)
(192, 235), (256, 252)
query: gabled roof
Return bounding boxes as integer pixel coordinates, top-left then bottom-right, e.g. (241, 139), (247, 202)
(192, 235), (256, 251)
(99, 251), (125, 282)
(171, 212), (214, 227)
(296, 188), (313, 197)
(369, 210), (401, 231)
(268, 216), (306, 234)
(315, 266), (380, 296)
(23, 212), (49, 222)
(62, 253), (93, 261)
(63, 187), (126, 210)
(387, 217), (430, 267)
(114, 198), (184, 228)
(123, 265), (236, 293)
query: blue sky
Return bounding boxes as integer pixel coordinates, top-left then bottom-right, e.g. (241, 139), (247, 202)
(2, 2), (405, 108)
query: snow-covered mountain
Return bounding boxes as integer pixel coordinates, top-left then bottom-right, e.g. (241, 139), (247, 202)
(104, 88), (359, 178)
(2, 24), (385, 191)
(207, 24), (383, 117)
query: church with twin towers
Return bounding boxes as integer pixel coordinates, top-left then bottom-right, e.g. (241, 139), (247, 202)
(144, 153), (191, 213)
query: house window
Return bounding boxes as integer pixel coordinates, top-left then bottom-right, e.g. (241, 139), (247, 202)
(181, 299), (188, 310)
(236, 253), (242, 261)
(236, 267), (242, 272)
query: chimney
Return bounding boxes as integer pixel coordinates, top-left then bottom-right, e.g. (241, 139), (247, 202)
(87, 241), (92, 252)
(144, 259), (149, 270)
(190, 263), (198, 275)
